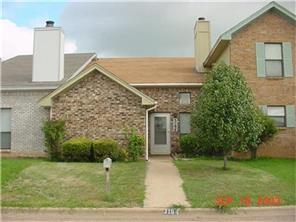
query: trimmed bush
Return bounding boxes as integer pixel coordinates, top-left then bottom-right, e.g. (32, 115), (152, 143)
(180, 134), (200, 157)
(93, 139), (121, 162)
(61, 137), (92, 162)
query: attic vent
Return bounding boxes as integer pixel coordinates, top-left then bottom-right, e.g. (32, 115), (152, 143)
(198, 17), (205, 21)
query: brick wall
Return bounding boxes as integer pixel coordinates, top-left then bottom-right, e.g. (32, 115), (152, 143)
(139, 87), (201, 152)
(1, 90), (50, 155)
(230, 11), (296, 158)
(51, 70), (146, 146)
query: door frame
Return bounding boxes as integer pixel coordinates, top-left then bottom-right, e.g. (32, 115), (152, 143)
(150, 113), (171, 155)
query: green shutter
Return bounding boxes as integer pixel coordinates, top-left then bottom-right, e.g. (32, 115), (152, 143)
(256, 43), (265, 77)
(282, 42), (294, 77)
(259, 105), (267, 114)
(286, 105), (295, 127)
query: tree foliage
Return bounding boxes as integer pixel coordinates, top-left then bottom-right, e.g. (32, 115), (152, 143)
(191, 63), (263, 169)
(250, 110), (278, 159)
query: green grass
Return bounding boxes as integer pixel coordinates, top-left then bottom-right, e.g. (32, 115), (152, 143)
(1, 158), (44, 185)
(175, 158), (296, 208)
(1, 158), (146, 208)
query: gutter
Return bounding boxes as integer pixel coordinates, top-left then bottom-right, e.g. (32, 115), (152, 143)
(131, 83), (203, 87)
(145, 103), (158, 161)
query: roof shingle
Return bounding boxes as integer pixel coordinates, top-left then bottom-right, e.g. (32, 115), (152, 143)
(1, 53), (96, 87)
(94, 58), (204, 84)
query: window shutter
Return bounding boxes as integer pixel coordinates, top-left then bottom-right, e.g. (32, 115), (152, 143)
(256, 43), (265, 77)
(282, 42), (294, 77)
(286, 105), (295, 127)
(259, 105), (267, 114)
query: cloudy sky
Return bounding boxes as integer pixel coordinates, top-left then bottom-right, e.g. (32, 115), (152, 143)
(1, 0), (295, 60)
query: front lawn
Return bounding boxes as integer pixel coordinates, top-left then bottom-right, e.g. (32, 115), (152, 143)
(1, 158), (146, 208)
(175, 158), (295, 208)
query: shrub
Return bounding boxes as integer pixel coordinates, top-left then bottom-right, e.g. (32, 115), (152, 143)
(250, 110), (277, 159)
(125, 129), (144, 161)
(180, 134), (199, 157)
(117, 147), (128, 162)
(42, 120), (65, 161)
(61, 137), (92, 162)
(93, 139), (121, 162)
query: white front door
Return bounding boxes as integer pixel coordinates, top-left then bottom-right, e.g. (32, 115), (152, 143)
(150, 113), (171, 155)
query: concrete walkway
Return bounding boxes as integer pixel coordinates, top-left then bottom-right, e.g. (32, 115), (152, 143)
(144, 156), (190, 208)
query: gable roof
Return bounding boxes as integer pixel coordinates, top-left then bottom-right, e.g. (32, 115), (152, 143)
(93, 58), (205, 84)
(1, 53), (96, 89)
(204, 1), (296, 67)
(39, 63), (156, 107)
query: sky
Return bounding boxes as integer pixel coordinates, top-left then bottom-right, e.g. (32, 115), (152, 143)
(1, 0), (295, 60)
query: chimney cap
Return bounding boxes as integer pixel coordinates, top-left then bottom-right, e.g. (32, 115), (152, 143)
(46, 20), (54, 27)
(198, 17), (206, 21)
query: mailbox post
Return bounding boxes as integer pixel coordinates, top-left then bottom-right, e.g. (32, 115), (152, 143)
(103, 157), (112, 193)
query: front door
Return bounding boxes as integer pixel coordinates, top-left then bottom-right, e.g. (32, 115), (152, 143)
(150, 113), (171, 154)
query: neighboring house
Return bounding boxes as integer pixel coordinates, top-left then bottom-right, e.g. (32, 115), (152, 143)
(1, 1), (295, 158)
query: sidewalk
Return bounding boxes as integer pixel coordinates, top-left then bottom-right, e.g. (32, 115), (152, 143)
(144, 156), (190, 208)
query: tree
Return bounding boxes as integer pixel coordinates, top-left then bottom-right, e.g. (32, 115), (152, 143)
(250, 110), (277, 159)
(191, 63), (263, 170)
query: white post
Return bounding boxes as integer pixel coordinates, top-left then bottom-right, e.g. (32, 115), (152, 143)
(103, 158), (112, 193)
(105, 169), (110, 193)
(145, 104), (157, 161)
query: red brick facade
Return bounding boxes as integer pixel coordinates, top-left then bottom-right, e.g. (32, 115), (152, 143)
(230, 11), (296, 158)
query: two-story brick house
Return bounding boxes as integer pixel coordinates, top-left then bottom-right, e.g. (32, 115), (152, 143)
(1, 1), (295, 158)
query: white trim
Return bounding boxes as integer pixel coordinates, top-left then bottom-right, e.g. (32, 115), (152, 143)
(1, 86), (58, 91)
(131, 83), (203, 87)
(145, 104), (157, 161)
(39, 64), (156, 107)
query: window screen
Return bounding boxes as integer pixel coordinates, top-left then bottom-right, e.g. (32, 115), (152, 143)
(180, 113), (191, 134)
(179, 93), (191, 105)
(267, 106), (286, 127)
(1, 108), (11, 149)
(265, 44), (283, 77)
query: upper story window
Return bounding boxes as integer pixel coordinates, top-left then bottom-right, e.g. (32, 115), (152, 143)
(256, 42), (293, 78)
(179, 93), (191, 105)
(264, 43), (283, 77)
(267, 106), (286, 127)
(1, 108), (12, 150)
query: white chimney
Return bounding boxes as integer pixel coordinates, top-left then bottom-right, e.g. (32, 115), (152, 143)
(194, 17), (211, 72)
(32, 21), (64, 82)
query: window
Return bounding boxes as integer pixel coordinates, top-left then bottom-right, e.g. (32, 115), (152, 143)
(179, 93), (191, 105)
(267, 106), (286, 127)
(180, 113), (191, 134)
(1, 108), (11, 149)
(265, 43), (283, 77)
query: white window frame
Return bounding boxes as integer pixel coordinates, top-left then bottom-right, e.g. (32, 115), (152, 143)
(264, 43), (283, 77)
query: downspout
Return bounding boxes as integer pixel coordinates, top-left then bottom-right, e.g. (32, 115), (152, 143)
(145, 102), (157, 161)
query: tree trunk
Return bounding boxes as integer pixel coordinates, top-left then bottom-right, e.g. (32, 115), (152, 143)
(223, 154), (227, 170)
(251, 149), (257, 159)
